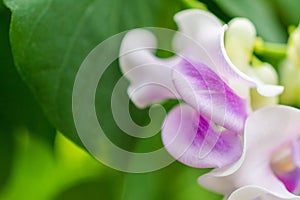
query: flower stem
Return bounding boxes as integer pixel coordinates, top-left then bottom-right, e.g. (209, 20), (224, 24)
(181, 0), (207, 10)
(254, 37), (287, 59)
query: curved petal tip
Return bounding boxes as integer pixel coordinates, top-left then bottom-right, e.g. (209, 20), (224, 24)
(257, 85), (284, 97)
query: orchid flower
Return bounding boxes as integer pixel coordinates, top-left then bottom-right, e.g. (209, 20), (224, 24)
(119, 9), (283, 108)
(198, 105), (300, 200)
(119, 9), (283, 168)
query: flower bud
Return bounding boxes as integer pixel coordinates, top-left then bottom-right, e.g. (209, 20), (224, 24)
(280, 23), (300, 106)
(225, 18), (256, 72)
(287, 24), (300, 67)
(250, 63), (279, 110)
(280, 60), (300, 106)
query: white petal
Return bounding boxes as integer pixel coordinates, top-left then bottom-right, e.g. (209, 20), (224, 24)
(256, 84), (284, 97)
(199, 106), (300, 198)
(228, 185), (299, 200)
(173, 9), (282, 98)
(173, 8), (223, 69)
(119, 29), (180, 108)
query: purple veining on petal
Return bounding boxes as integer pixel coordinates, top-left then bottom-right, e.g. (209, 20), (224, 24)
(172, 59), (248, 133)
(162, 104), (242, 168)
(174, 9), (283, 97)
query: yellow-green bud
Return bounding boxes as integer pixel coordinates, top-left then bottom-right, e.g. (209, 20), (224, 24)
(287, 24), (300, 67)
(225, 18), (256, 72)
(280, 60), (300, 106)
(250, 63), (279, 110)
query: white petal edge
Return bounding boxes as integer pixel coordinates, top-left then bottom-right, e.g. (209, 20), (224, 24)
(119, 29), (180, 108)
(172, 9), (224, 75)
(173, 9), (256, 87)
(228, 185), (300, 200)
(257, 84), (284, 97)
(221, 25), (284, 97)
(173, 9), (282, 97)
(199, 105), (300, 198)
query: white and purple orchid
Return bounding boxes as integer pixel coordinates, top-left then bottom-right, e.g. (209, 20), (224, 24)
(199, 105), (300, 199)
(119, 9), (283, 169)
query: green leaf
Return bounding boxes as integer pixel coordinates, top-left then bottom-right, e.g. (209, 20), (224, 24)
(173, 168), (222, 200)
(0, 131), (118, 200)
(122, 139), (221, 200)
(0, 1), (55, 140)
(4, 0), (185, 144)
(122, 162), (222, 200)
(273, 0), (300, 27)
(0, 2), (55, 192)
(55, 178), (122, 200)
(213, 0), (287, 42)
(0, 1), (4, 12)
(0, 131), (14, 192)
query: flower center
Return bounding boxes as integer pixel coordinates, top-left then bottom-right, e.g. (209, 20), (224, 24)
(270, 142), (300, 194)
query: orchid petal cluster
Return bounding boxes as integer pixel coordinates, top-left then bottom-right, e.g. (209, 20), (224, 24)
(199, 106), (300, 200)
(118, 8), (300, 200)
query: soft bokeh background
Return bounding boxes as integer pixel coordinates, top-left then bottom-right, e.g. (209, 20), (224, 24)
(1, 0), (300, 199)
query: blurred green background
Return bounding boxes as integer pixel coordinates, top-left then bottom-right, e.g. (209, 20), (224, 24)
(1, 0), (300, 199)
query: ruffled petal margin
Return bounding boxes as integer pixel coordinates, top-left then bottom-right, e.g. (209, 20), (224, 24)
(162, 104), (242, 168)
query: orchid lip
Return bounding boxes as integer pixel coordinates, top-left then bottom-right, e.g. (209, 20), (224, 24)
(271, 140), (300, 194)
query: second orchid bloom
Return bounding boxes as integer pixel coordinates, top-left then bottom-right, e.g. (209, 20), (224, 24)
(118, 9), (299, 200)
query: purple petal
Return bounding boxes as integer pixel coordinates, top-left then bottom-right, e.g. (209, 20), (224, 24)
(276, 168), (300, 194)
(272, 141), (300, 194)
(173, 59), (248, 133)
(162, 104), (242, 168)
